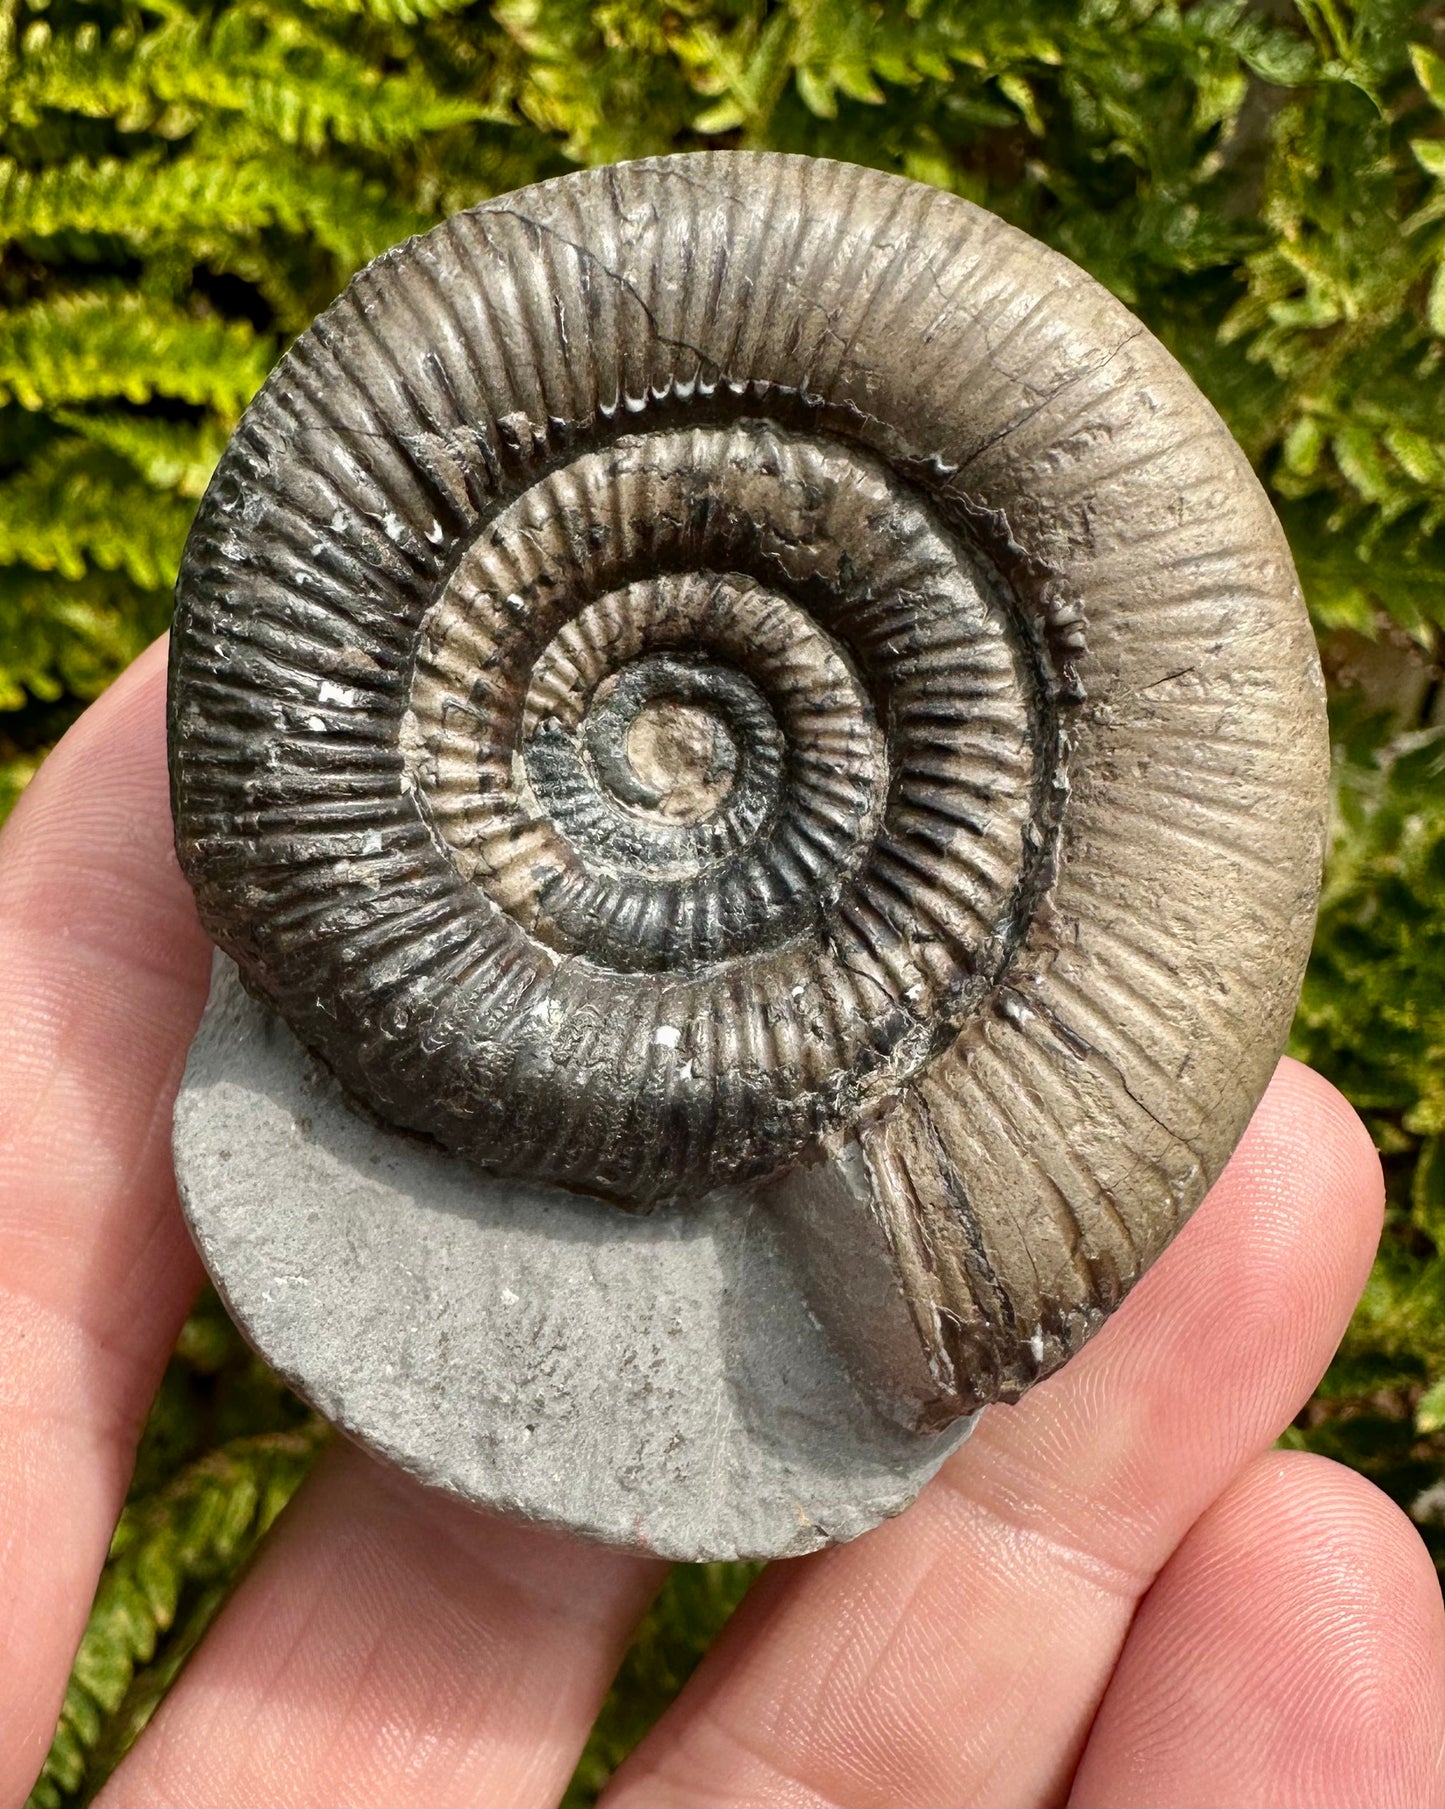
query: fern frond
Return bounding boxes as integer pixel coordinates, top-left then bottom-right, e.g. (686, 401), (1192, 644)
(0, 744), (43, 819)
(51, 411), (227, 496)
(0, 563), (170, 708)
(0, 441), (196, 588)
(288, 0), (478, 23)
(1281, 493), (1445, 639)
(27, 1424), (328, 1809)
(0, 153), (432, 268)
(421, 140), (566, 221)
(1215, 62), (1442, 607)
(1295, 712), (1445, 1142)
(4, 10), (508, 150)
(0, 291), (273, 415)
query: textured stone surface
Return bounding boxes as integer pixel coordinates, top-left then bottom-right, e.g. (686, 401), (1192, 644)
(175, 959), (972, 1561)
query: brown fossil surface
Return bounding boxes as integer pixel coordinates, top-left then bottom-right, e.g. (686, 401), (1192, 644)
(170, 152), (1328, 1430)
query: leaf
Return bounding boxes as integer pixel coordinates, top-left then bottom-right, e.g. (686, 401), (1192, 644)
(27, 1425), (328, 1809)
(1282, 412), (1326, 477)
(1415, 1139), (1445, 1249)
(0, 440), (196, 587)
(1411, 42), (1445, 112)
(0, 563), (172, 708)
(0, 291), (273, 415)
(1415, 138), (1445, 180)
(0, 153), (433, 269)
(1418, 1375), (1445, 1435)
(50, 411), (227, 496)
(996, 71), (1043, 135)
(4, 10), (507, 150)
(794, 61), (837, 119)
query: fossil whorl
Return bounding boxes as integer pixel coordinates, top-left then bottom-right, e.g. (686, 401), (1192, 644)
(169, 153), (1328, 1418)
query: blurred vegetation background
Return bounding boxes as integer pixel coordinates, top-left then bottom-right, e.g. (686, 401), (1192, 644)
(2, 0), (1444, 1799)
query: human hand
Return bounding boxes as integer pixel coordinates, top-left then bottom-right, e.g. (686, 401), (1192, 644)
(3, 637), (1442, 1809)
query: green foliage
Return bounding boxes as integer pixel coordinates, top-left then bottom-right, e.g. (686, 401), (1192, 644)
(1296, 705), (1445, 1142)
(0, 736), (42, 810)
(1285, 694), (1445, 1562)
(30, 1431), (326, 1809)
(0, 565), (170, 707)
(26, 1292), (326, 1809)
(0, 293), (274, 412)
(0, 0), (536, 752)
(2, 0), (1441, 737)
(564, 1561), (764, 1804)
(2, 0), (1444, 1801)
(1223, 44), (1445, 636)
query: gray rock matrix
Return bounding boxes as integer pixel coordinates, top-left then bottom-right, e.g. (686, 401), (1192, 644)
(176, 960), (972, 1561)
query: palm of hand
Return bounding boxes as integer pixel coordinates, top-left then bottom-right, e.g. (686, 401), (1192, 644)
(2, 639), (1441, 1809)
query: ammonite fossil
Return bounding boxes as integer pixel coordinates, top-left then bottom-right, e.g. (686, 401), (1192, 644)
(170, 152), (1327, 1451)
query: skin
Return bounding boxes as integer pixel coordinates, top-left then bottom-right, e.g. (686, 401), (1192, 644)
(1, 636), (1442, 1809)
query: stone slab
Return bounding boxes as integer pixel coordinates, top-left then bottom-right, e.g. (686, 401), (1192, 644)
(174, 957), (972, 1562)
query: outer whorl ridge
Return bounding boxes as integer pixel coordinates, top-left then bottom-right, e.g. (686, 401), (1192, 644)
(170, 152), (1327, 1418)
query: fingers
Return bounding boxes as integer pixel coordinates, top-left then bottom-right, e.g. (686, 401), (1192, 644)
(97, 1443), (664, 1808)
(0, 639), (212, 1798)
(11, 643), (660, 1809)
(604, 1061), (1386, 1808)
(1071, 1450), (1445, 1808)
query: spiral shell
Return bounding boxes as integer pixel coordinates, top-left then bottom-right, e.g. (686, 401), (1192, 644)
(169, 153), (1327, 1416)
